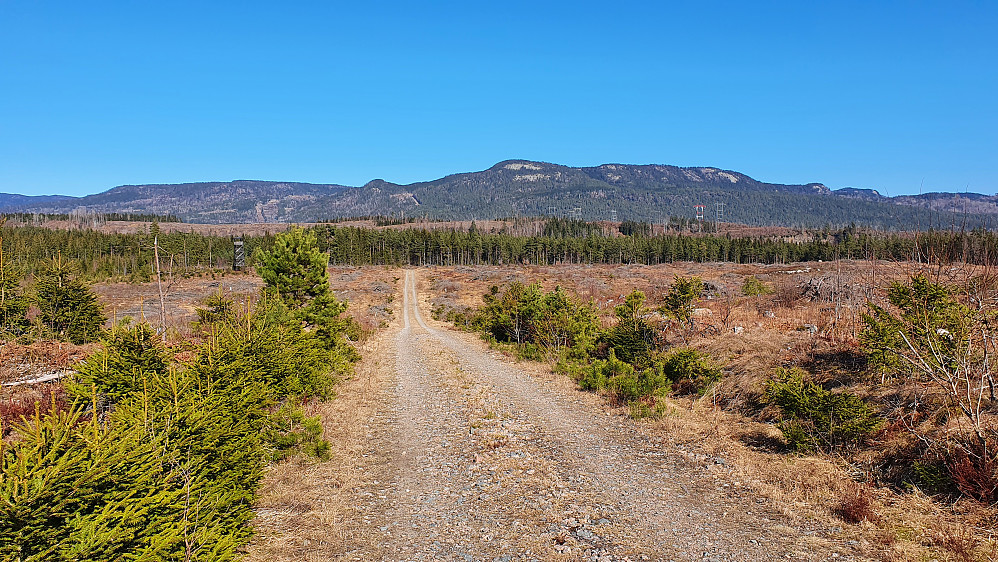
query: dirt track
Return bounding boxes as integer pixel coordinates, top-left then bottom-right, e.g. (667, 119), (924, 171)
(249, 270), (861, 561)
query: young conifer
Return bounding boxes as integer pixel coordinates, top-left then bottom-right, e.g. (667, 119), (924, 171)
(71, 320), (169, 403)
(0, 235), (29, 336)
(254, 227), (348, 344)
(35, 256), (106, 344)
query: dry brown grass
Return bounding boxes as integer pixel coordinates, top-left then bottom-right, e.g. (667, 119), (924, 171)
(94, 272), (264, 338)
(246, 331), (396, 560)
(839, 483), (879, 524)
(244, 267), (401, 560)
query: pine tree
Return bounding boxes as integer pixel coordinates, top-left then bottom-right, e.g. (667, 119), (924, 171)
(35, 257), (106, 344)
(255, 227), (331, 309)
(660, 275), (704, 332)
(0, 232), (29, 336)
(255, 227), (349, 343)
(607, 291), (655, 364)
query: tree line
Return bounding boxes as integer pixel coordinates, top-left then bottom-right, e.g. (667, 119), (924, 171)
(0, 223), (271, 283)
(316, 224), (998, 267)
(2, 212), (183, 224)
(4, 221), (998, 288)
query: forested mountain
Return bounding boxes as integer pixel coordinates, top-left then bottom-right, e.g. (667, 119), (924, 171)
(0, 193), (75, 208)
(2, 180), (354, 224)
(1, 161), (995, 229)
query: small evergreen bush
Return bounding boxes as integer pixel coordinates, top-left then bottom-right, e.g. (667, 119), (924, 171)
(265, 403), (332, 462)
(578, 349), (671, 403)
(741, 276), (772, 297)
(605, 290), (655, 364)
(71, 320), (168, 403)
(660, 276), (704, 328)
(476, 283), (598, 359)
(196, 290), (235, 326)
(628, 399), (669, 420)
(766, 367), (881, 453)
(659, 347), (722, 395)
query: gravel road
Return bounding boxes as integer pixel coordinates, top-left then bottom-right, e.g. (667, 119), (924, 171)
(274, 270), (862, 561)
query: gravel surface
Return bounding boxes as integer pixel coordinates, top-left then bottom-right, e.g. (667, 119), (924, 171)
(254, 270), (868, 561)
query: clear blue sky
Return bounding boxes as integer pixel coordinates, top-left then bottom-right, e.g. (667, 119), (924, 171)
(1, 1), (995, 197)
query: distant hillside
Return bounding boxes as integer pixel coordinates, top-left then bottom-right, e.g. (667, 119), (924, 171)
(0, 193), (75, 209)
(894, 192), (998, 216)
(1, 161), (994, 229)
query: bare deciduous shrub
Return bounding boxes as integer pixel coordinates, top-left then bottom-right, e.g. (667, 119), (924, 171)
(930, 526), (981, 562)
(770, 277), (801, 309)
(433, 279), (461, 294)
(838, 483), (878, 523)
(947, 443), (998, 504)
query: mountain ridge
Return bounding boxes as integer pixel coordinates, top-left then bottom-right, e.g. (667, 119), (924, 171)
(1, 160), (994, 229)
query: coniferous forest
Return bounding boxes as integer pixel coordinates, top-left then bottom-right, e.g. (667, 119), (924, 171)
(2, 219), (998, 287)
(314, 222), (998, 267)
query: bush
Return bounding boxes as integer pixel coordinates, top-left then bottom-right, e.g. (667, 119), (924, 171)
(254, 227), (349, 345)
(0, 242), (29, 337)
(659, 347), (722, 395)
(605, 290), (656, 364)
(578, 349), (671, 403)
(861, 274), (995, 460)
(554, 359), (586, 381)
(1, 368), (262, 561)
(0, 279), (357, 558)
(1, 406), (188, 560)
(196, 290), (234, 326)
(265, 403), (332, 462)
(946, 443), (998, 504)
(766, 367), (881, 453)
(741, 276), (772, 297)
(628, 398), (670, 420)
(578, 349), (632, 395)
(838, 483), (878, 523)
(911, 460), (955, 495)
(476, 283), (599, 359)
(660, 276), (703, 328)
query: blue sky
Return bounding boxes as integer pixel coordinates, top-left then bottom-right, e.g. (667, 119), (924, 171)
(1, 1), (995, 197)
